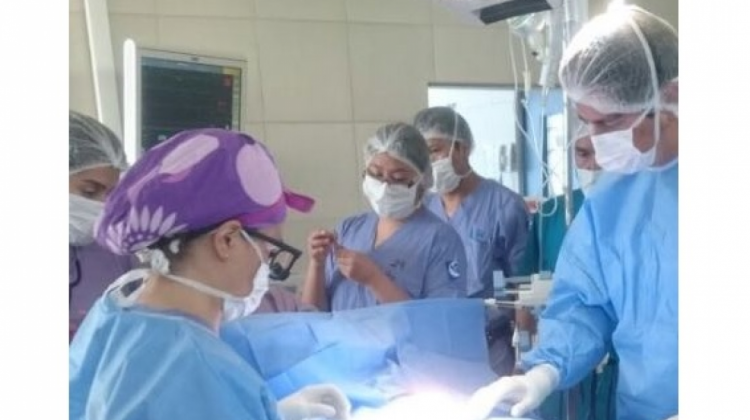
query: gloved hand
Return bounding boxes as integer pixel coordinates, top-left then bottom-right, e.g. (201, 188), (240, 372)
(277, 384), (351, 420)
(466, 364), (559, 419)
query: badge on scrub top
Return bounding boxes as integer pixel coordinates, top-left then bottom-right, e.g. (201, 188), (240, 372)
(447, 260), (461, 280)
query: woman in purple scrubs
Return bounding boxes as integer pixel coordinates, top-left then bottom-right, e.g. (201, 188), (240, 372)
(68, 111), (134, 341)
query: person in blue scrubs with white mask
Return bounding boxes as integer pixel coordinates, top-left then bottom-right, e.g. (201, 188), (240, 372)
(415, 107), (530, 286)
(467, 5), (678, 420)
(301, 122), (468, 311)
(413, 106), (530, 377)
(69, 128), (351, 420)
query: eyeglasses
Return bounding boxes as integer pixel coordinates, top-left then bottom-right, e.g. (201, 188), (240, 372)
(363, 170), (417, 188)
(156, 223), (303, 281)
(243, 229), (302, 281)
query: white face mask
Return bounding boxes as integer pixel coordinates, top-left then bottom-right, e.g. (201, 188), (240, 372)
(222, 258), (269, 322)
(431, 157), (462, 194)
(141, 230), (270, 322)
(576, 168), (601, 196)
(362, 175), (419, 220)
(220, 231), (270, 321)
(429, 138), (471, 195)
(591, 111), (659, 174)
(69, 194), (105, 246)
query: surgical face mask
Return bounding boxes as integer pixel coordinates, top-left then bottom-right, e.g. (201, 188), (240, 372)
(576, 168), (601, 196)
(220, 231), (271, 321)
(591, 111), (659, 174)
(222, 257), (269, 322)
(429, 135), (472, 194)
(146, 230), (271, 322)
(362, 175), (419, 220)
(431, 157), (462, 194)
(69, 194), (105, 246)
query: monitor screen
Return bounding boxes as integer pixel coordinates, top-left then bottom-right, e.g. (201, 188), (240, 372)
(123, 40), (246, 160)
(140, 56), (242, 150)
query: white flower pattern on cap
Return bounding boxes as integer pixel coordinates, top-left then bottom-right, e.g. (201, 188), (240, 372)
(106, 206), (187, 254)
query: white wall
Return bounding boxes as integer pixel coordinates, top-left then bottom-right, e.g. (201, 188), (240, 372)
(69, 0), (678, 284)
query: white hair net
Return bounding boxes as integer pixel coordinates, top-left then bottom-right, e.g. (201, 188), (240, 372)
(69, 111), (128, 175)
(364, 123), (434, 189)
(413, 106), (474, 152)
(559, 5), (678, 115)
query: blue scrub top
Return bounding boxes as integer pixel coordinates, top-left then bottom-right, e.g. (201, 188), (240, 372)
(424, 177), (530, 297)
(325, 207), (468, 310)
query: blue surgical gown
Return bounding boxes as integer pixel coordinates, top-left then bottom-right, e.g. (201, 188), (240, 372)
(516, 188), (619, 420)
(69, 284), (281, 420)
(424, 178), (530, 298)
(326, 207), (468, 310)
(521, 162), (678, 420)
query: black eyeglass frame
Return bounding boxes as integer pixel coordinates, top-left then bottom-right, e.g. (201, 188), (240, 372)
(242, 228), (302, 281)
(149, 222), (303, 281)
